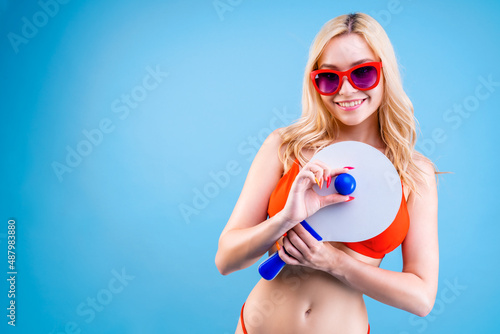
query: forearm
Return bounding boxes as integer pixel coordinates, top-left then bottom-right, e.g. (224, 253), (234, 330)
(215, 212), (292, 275)
(331, 252), (436, 317)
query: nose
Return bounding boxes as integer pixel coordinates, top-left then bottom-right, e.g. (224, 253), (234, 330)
(338, 75), (358, 96)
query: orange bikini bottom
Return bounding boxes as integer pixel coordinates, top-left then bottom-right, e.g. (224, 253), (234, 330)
(240, 303), (370, 333)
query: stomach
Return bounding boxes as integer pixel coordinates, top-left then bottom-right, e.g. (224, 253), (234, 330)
(238, 243), (381, 334)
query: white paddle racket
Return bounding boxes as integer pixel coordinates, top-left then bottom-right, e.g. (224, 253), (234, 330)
(259, 141), (402, 280)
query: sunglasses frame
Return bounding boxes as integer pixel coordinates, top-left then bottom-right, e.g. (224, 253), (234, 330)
(310, 61), (383, 96)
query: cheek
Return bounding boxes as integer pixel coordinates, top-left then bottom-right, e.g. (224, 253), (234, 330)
(319, 95), (333, 110)
(320, 96), (340, 116)
(368, 85), (384, 107)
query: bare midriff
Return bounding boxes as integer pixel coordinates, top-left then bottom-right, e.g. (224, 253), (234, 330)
(237, 243), (382, 334)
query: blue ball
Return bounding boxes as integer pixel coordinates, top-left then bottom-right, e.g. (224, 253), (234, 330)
(334, 173), (356, 195)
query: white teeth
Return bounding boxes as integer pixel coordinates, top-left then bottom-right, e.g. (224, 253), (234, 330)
(337, 99), (363, 107)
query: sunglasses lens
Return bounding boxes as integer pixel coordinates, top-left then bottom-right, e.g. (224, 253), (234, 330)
(351, 66), (378, 89)
(315, 72), (339, 94)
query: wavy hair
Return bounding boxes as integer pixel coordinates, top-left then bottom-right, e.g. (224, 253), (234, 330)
(279, 12), (429, 194)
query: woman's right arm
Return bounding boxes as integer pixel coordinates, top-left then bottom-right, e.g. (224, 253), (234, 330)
(215, 129), (294, 275)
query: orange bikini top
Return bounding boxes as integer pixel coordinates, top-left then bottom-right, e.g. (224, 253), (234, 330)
(268, 159), (410, 259)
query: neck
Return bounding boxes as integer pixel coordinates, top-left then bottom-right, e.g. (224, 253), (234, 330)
(334, 112), (386, 151)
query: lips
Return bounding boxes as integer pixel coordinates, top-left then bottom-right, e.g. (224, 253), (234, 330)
(335, 98), (366, 107)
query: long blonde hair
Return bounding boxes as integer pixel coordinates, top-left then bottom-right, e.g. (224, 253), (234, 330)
(279, 13), (427, 194)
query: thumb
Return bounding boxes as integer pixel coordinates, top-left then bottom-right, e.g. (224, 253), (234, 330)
(320, 193), (355, 207)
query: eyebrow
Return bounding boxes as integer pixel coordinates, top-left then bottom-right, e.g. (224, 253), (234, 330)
(319, 58), (374, 70)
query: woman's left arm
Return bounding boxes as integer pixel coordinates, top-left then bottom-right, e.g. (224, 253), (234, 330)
(279, 157), (439, 317)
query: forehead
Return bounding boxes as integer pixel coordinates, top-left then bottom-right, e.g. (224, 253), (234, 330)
(318, 34), (377, 69)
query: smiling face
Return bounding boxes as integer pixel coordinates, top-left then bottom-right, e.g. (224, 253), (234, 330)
(316, 33), (384, 128)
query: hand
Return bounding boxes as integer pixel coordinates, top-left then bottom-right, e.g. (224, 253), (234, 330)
(280, 160), (353, 227)
(278, 224), (340, 272)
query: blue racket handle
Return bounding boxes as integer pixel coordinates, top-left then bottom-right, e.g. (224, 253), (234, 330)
(258, 251), (285, 280)
(258, 220), (322, 280)
(300, 220), (323, 241)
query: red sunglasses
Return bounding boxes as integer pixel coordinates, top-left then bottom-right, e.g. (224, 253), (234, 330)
(310, 62), (382, 96)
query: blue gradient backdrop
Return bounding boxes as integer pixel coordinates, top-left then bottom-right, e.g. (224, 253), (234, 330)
(1, 0), (499, 333)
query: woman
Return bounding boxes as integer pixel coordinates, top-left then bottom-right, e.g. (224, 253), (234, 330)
(215, 12), (438, 334)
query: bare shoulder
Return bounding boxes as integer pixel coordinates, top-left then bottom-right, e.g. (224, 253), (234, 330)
(264, 127), (285, 153)
(413, 151), (436, 182)
(257, 128), (286, 170)
(409, 151), (437, 201)
(248, 128), (283, 183)
(222, 128), (286, 232)
(413, 151), (434, 169)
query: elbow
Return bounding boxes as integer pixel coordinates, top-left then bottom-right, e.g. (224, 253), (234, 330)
(215, 250), (231, 276)
(414, 304), (432, 318)
(413, 294), (436, 317)
(215, 235), (239, 275)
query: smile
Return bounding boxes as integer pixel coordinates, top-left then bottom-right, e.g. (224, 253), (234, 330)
(335, 98), (367, 107)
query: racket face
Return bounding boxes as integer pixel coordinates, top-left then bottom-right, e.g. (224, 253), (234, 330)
(306, 141), (402, 242)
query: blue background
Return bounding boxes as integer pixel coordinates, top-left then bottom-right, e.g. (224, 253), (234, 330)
(1, 0), (499, 333)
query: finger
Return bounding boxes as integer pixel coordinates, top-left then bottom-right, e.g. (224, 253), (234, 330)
(320, 192), (355, 207)
(311, 159), (331, 173)
(311, 160), (333, 187)
(287, 228), (311, 252)
(282, 235), (304, 260)
(304, 162), (326, 188)
(294, 170), (317, 188)
(329, 166), (355, 178)
(278, 246), (300, 266)
(291, 224), (319, 247)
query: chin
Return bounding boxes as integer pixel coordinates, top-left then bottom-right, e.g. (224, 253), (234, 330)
(330, 108), (376, 127)
(336, 117), (368, 127)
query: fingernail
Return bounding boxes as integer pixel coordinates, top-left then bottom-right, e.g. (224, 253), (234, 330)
(275, 242), (281, 251)
(326, 175), (331, 188)
(343, 166), (355, 170)
(345, 196), (355, 202)
(320, 177), (323, 189)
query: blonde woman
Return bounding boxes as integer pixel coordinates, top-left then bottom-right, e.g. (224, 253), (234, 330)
(216, 12), (438, 334)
